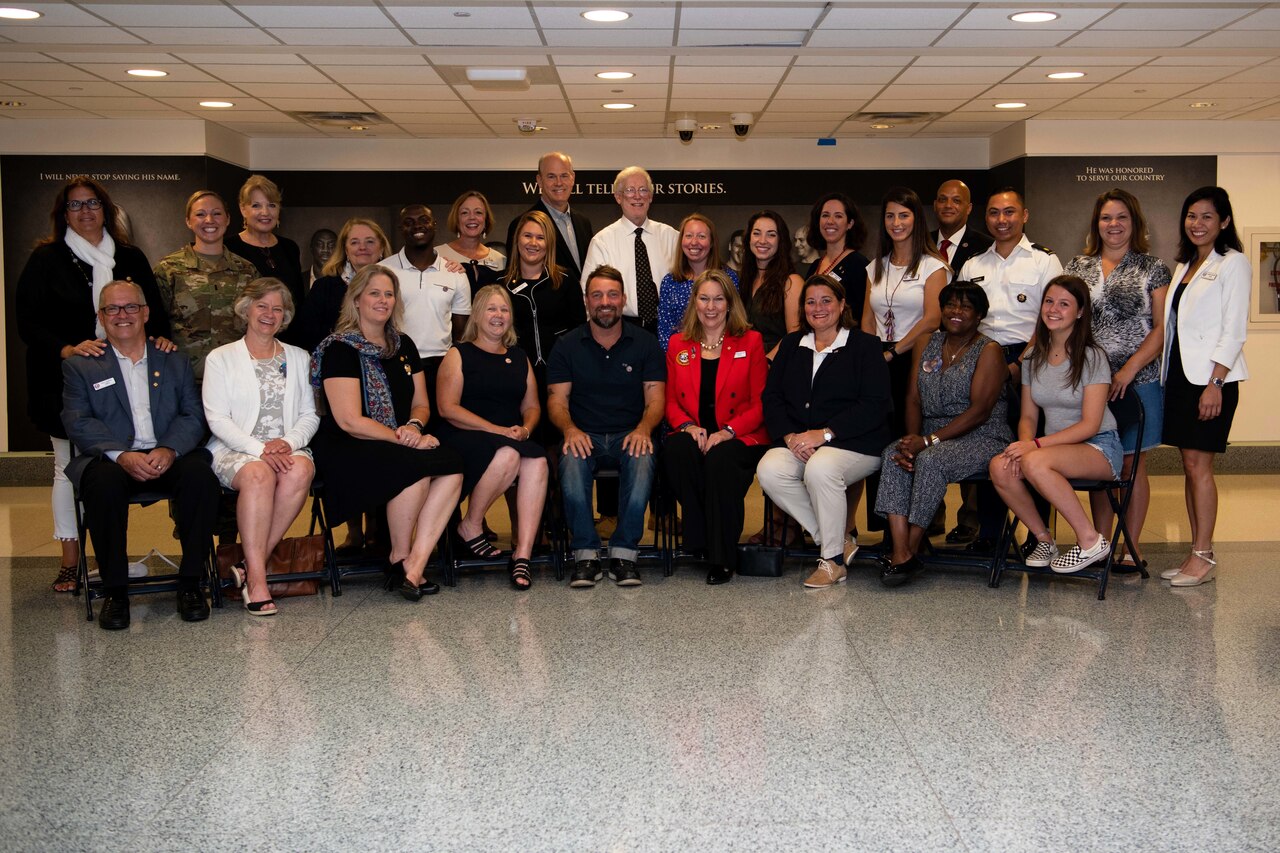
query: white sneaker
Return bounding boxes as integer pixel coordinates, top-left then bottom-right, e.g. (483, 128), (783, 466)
(1024, 539), (1059, 567)
(1050, 536), (1110, 574)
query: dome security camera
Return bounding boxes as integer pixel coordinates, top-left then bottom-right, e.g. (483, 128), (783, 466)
(675, 117), (697, 143)
(730, 112), (754, 137)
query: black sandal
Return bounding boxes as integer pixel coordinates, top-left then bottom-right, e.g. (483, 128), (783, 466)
(458, 529), (502, 559)
(509, 558), (532, 590)
(52, 565), (78, 593)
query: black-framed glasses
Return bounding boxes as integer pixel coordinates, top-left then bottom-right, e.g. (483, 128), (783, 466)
(66, 199), (104, 211)
(100, 303), (143, 316)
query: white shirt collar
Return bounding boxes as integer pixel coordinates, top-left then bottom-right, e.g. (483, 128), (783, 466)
(799, 326), (851, 353)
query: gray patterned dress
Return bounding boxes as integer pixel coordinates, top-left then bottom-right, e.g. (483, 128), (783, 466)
(875, 331), (1011, 528)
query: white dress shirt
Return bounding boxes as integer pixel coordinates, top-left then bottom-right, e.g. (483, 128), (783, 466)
(105, 345), (156, 460)
(383, 249), (471, 358)
(581, 216), (680, 318)
(937, 225), (968, 266)
(960, 235), (1063, 346)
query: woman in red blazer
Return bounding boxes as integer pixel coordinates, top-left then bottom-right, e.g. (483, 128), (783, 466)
(665, 269), (770, 584)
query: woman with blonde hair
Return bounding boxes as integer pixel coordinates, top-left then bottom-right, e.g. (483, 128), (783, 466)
(436, 285), (547, 589)
(297, 216), (392, 351)
(225, 174), (305, 328)
(656, 213), (739, 351)
(436, 190), (507, 294)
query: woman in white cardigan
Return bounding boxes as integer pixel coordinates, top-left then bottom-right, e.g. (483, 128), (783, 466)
(203, 278), (319, 615)
(1160, 186), (1249, 587)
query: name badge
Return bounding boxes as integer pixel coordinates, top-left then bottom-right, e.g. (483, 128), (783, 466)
(1202, 272), (1217, 281)
(734, 349), (747, 359)
(93, 377), (116, 390)
(512, 283), (528, 294)
(828, 271), (842, 282)
(903, 273), (920, 282)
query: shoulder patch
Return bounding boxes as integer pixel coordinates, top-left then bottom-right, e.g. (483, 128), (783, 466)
(1030, 242), (1055, 255)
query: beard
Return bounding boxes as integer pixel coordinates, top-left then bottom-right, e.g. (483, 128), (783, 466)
(590, 309), (620, 329)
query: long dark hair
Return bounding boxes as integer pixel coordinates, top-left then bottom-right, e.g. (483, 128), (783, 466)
(874, 186), (944, 283)
(1176, 185), (1243, 264)
(39, 176), (130, 247)
(740, 210), (797, 316)
(1082, 187), (1151, 256)
(1026, 274), (1104, 392)
(503, 209), (564, 289)
(806, 191), (867, 254)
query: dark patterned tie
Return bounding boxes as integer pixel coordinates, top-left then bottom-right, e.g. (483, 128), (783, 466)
(634, 226), (658, 325)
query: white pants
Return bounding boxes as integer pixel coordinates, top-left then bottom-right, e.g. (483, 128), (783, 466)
(757, 446), (880, 559)
(51, 437), (78, 541)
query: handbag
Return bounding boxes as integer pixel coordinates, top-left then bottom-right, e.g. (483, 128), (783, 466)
(217, 534), (325, 598)
(736, 543), (784, 577)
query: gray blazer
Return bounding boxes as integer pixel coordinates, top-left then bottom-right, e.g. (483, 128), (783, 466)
(61, 342), (208, 490)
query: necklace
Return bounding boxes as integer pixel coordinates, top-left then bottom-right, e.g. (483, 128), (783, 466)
(942, 334), (977, 366)
(817, 248), (850, 277)
(701, 333), (725, 351)
(881, 261), (911, 342)
(249, 340), (280, 362)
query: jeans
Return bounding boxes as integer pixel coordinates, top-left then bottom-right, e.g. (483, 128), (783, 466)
(559, 432), (656, 562)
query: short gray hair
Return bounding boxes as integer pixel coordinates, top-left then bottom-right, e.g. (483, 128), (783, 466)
(233, 277), (296, 330)
(99, 280), (145, 308)
(612, 165), (653, 195)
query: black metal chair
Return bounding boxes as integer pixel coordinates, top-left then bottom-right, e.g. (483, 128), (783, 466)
(215, 482), (341, 599)
(72, 487), (222, 622)
(990, 395), (1149, 600)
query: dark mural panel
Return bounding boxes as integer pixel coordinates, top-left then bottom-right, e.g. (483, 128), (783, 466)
(2, 156), (1213, 450)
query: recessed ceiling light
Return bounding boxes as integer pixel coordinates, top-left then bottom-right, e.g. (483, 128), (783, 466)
(596, 71), (634, 80)
(199, 100), (234, 108)
(453, 11), (470, 17)
(582, 10), (631, 23)
(348, 125), (367, 131)
(870, 123), (894, 129)
(1046, 71), (1084, 80)
(0, 100), (25, 107)
(1009, 11), (1059, 23)
(1189, 102), (1216, 108)
(0, 8), (41, 20)
(602, 102), (635, 110)
(995, 102), (1028, 109)
(127, 69), (168, 78)
(466, 68), (527, 83)
(699, 124), (720, 130)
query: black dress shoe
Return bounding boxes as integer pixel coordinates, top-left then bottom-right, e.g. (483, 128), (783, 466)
(705, 565), (733, 585)
(965, 537), (996, 554)
(569, 559), (602, 589)
(946, 524), (977, 544)
(880, 556), (923, 587)
(176, 586), (210, 622)
(98, 594), (130, 630)
(608, 558), (642, 587)
(926, 521), (946, 537)
(417, 580), (441, 596)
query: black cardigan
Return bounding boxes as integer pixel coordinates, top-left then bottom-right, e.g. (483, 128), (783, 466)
(16, 241), (170, 437)
(762, 328), (892, 458)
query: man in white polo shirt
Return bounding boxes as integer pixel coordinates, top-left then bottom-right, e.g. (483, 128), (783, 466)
(382, 203), (470, 420)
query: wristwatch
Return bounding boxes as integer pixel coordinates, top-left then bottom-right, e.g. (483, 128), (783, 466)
(723, 424), (736, 438)
(1210, 377), (1225, 388)
(822, 428), (834, 443)
(406, 418), (425, 431)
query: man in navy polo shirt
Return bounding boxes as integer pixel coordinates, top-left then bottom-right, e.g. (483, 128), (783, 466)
(548, 265), (666, 588)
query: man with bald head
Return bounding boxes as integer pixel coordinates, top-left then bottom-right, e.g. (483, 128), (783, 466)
(932, 179), (992, 275)
(505, 151), (595, 284)
(62, 281), (218, 629)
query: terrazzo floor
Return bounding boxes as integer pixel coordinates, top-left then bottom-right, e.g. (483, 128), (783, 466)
(1, 477), (1278, 852)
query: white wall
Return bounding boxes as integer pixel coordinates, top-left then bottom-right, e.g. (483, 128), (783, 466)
(2, 118), (1277, 447)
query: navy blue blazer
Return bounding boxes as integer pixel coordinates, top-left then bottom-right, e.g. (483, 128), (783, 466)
(61, 341), (208, 489)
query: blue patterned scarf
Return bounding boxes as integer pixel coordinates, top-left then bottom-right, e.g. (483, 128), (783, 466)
(310, 330), (401, 429)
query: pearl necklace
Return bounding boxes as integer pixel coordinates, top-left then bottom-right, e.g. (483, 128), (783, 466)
(701, 333), (725, 352)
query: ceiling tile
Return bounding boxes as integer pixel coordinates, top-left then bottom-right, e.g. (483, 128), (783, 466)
(765, 99), (859, 114)
(564, 83), (668, 99)
(774, 84), (883, 101)
(384, 5), (537, 29)
(1049, 97), (1167, 111)
(793, 54), (917, 67)
(673, 65), (783, 84)
(672, 83), (775, 99)
(53, 96), (175, 110)
(935, 30), (1069, 48)
(1190, 30), (1280, 48)
(862, 99), (972, 112)
(4, 27), (144, 45)
(894, 66), (1012, 85)
(545, 29), (674, 48)
(680, 29), (812, 47)
(121, 81), (246, 98)
(879, 83), (991, 99)
(321, 66), (443, 85)
(0, 62), (100, 81)
(301, 52), (431, 66)
(1002, 66), (1127, 84)
(233, 82), (354, 99)
(1028, 54), (1147, 66)
(532, 6), (678, 28)
(808, 30), (940, 48)
(258, 97), (370, 111)
(341, 83), (457, 101)
(554, 54), (671, 67)
(783, 66), (899, 84)
(81, 4), (253, 27)
(1064, 31), (1198, 48)
(1225, 8), (1280, 29)
(238, 5), (394, 28)
(16, 79), (137, 97)
(984, 83), (1096, 99)
(821, 6), (967, 29)
(462, 85), (565, 102)
(128, 28), (280, 46)
(1221, 65), (1280, 83)
(683, 6), (821, 29)
(155, 96), (269, 110)
(675, 54), (792, 67)
(409, 29), (545, 47)
(954, 7), (1110, 29)
(73, 63), (219, 83)
(0, 4), (108, 26)
(267, 29), (412, 46)
(1086, 82), (1198, 98)
(209, 65), (330, 84)
(912, 54), (1034, 67)
(1090, 7), (1251, 29)
(367, 101), (473, 115)
(1113, 66), (1240, 84)
(176, 52), (305, 65)
(557, 67), (668, 85)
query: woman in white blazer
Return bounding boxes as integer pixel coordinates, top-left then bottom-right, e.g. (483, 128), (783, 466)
(203, 278), (319, 615)
(1160, 186), (1249, 587)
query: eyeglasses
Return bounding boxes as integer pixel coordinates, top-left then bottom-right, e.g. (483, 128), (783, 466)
(66, 199), (104, 211)
(100, 303), (143, 316)
(620, 187), (652, 198)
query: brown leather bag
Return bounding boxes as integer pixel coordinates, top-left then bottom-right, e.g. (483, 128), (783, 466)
(217, 535), (325, 598)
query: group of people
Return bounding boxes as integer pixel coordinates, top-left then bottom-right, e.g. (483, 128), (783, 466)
(15, 157), (1250, 629)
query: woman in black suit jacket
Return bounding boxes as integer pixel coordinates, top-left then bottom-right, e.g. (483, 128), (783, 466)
(757, 274), (891, 589)
(16, 176), (170, 591)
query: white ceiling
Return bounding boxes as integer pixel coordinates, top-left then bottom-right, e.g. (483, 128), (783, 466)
(2, 1), (1279, 139)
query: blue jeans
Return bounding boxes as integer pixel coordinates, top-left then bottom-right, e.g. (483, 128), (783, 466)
(559, 432), (656, 562)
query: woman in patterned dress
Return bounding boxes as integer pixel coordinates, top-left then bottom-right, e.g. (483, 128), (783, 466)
(1063, 189), (1170, 569)
(202, 278), (319, 615)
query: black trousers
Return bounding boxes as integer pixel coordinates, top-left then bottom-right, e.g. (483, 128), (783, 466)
(664, 431), (766, 571)
(79, 450), (220, 590)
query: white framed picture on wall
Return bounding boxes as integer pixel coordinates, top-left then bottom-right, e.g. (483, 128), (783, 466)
(1245, 227), (1280, 325)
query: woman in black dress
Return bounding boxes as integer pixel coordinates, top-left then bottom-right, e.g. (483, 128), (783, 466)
(296, 217), (391, 352)
(805, 191), (870, 324)
(1159, 186), (1250, 587)
(739, 210), (804, 361)
(16, 176), (170, 591)
(225, 175), (305, 342)
(310, 264), (463, 600)
(502, 209), (585, 443)
(436, 285), (548, 589)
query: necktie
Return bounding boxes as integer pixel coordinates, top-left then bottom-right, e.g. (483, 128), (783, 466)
(634, 226), (658, 325)
(939, 238), (952, 260)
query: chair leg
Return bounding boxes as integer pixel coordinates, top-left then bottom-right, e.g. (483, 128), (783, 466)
(988, 512), (1014, 588)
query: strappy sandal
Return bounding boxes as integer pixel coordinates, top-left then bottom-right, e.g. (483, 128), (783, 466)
(509, 557), (533, 591)
(458, 528), (502, 559)
(231, 561), (277, 616)
(1169, 549), (1217, 587)
(52, 565), (78, 593)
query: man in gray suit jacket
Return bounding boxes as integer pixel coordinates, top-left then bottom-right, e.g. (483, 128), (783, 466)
(504, 151), (595, 284)
(62, 281), (219, 629)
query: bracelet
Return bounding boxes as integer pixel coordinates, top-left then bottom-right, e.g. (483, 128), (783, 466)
(1033, 438), (1041, 448)
(677, 421), (696, 433)
(928, 433), (941, 447)
(405, 418), (425, 432)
